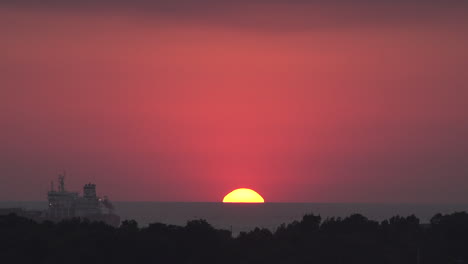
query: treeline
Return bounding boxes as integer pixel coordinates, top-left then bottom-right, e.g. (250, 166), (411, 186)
(1, 212), (468, 264)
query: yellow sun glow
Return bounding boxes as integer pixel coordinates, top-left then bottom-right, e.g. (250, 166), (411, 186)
(222, 188), (265, 203)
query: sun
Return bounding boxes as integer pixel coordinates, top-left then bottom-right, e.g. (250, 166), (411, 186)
(222, 188), (265, 203)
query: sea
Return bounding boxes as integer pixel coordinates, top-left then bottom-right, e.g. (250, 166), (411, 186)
(1, 201), (467, 235)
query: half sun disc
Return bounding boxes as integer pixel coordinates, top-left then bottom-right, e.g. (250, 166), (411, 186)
(222, 188), (265, 203)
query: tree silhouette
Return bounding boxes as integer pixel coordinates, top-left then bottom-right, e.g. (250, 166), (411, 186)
(1, 211), (468, 264)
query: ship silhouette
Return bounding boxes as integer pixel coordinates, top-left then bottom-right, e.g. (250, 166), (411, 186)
(45, 172), (120, 226)
(0, 173), (120, 227)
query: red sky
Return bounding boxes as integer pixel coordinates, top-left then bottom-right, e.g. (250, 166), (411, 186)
(1, 0), (468, 202)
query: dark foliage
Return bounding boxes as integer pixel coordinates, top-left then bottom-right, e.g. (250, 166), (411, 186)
(1, 212), (468, 264)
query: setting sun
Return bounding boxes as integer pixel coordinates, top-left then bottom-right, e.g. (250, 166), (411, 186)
(222, 188), (265, 203)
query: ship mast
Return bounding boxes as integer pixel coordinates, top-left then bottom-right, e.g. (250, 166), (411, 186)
(58, 172), (66, 192)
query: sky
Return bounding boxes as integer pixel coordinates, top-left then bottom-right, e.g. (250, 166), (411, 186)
(1, 0), (468, 202)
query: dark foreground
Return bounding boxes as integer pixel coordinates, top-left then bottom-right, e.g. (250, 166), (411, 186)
(1, 212), (468, 264)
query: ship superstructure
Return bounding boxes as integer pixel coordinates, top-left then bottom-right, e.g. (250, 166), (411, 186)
(46, 173), (120, 226)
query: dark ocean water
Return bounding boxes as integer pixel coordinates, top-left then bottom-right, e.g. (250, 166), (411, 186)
(1, 201), (467, 235)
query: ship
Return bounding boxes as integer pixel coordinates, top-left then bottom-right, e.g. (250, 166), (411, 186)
(46, 173), (120, 227)
(0, 173), (121, 227)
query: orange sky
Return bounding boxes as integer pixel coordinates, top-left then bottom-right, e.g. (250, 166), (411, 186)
(1, 1), (468, 202)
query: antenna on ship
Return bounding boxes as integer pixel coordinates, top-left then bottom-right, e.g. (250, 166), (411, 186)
(58, 171), (66, 192)
(50, 181), (55, 192)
